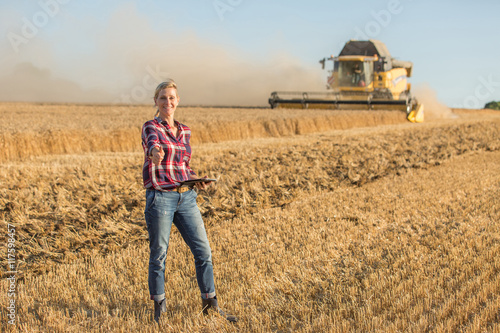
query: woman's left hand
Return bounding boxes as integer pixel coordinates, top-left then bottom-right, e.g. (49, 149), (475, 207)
(195, 176), (213, 191)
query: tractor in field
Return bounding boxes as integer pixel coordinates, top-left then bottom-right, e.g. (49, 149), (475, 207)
(268, 39), (424, 123)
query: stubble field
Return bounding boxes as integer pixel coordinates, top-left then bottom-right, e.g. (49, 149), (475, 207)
(0, 102), (499, 332)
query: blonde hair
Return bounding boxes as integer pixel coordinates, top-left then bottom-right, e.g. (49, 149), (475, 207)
(154, 79), (178, 117)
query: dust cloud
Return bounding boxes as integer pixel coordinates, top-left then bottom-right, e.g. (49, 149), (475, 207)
(0, 4), (326, 106)
(413, 84), (457, 120)
(0, 62), (115, 104)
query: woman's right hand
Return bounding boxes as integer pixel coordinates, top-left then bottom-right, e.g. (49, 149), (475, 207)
(150, 146), (165, 165)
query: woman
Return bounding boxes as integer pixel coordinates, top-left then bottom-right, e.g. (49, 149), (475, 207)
(141, 80), (237, 324)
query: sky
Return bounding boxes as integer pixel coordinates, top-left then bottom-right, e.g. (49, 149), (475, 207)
(1, 0), (499, 108)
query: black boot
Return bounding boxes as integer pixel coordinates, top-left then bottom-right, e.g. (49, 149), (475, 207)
(153, 299), (166, 323)
(202, 297), (238, 322)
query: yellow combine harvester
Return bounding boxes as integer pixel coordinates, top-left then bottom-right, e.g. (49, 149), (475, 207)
(268, 39), (424, 123)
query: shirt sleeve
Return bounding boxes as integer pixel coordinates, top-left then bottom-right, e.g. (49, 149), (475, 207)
(142, 121), (161, 156)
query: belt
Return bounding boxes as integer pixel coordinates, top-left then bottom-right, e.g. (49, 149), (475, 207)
(172, 186), (191, 193)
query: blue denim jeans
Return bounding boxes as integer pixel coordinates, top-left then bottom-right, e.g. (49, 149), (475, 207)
(144, 189), (216, 302)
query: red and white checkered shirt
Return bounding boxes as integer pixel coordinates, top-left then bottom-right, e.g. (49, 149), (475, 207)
(141, 117), (197, 190)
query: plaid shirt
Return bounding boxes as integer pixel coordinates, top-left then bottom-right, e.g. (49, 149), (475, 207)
(141, 117), (197, 190)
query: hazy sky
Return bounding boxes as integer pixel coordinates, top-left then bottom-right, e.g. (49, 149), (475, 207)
(1, 0), (499, 107)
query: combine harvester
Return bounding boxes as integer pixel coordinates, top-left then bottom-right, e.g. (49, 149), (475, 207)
(269, 40), (424, 123)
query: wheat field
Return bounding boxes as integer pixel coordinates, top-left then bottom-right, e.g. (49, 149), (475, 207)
(0, 103), (499, 332)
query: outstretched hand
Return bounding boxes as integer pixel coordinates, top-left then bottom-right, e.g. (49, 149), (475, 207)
(151, 146), (165, 165)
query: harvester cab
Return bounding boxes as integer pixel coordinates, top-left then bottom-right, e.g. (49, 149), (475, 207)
(269, 39), (424, 123)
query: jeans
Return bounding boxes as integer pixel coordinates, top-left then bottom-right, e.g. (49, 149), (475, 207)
(144, 189), (216, 302)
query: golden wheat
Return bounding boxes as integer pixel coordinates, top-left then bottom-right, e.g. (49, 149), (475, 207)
(0, 102), (409, 162)
(0, 103), (499, 332)
(1, 149), (498, 332)
(2, 117), (498, 278)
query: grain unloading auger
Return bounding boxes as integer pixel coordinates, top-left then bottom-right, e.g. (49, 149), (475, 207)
(269, 40), (424, 123)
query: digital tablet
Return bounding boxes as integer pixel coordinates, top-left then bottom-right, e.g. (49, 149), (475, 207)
(180, 178), (218, 186)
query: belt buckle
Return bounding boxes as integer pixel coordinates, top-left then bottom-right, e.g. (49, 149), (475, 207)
(177, 186), (189, 193)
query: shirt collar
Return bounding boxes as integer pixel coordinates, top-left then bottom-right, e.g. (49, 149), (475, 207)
(155, 117), (182, 133)
(155, 116), (177, 126)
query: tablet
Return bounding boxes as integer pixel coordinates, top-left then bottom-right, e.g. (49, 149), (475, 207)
(180, 178), (218, 186)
